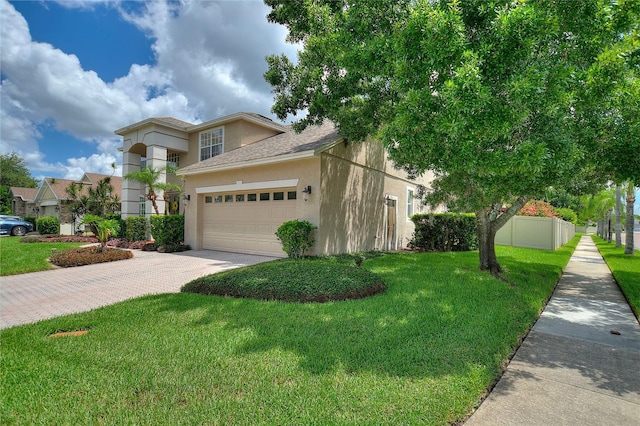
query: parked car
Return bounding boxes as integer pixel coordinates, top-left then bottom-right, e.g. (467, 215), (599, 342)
(0, 215), (34, 236)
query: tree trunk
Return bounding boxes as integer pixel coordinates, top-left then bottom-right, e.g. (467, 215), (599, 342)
(476, 197), (528, 276)
(615, 184), (622, 247)
(148, 190), (160, 215)
(625, 184), (636, 255)
(476, 210), (501, 274)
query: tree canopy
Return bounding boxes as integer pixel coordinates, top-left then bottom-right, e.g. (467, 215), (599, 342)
(0, 152), (38, 214)
(0, 152), (38, 188)
(264, 0), (638, 273)
(583, 3), (639, 253)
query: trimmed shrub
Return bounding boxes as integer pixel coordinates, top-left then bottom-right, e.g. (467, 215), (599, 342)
(49, 246), (132, 267)
(126, 216), (147, 242)
(157, 243), (191, 253)
(275, 219), (316, 258)
(36, 216), (60, 235)
(410, 213), (478, 252)
(555, 207), (578, 224)
(182, 258), (386, 303)
(149, 215), (185, 249)
(104, 214), (126, 238)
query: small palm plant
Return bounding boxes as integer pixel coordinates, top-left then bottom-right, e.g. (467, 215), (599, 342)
(80, 214), (120, 252)
(124, 165), (182, 215)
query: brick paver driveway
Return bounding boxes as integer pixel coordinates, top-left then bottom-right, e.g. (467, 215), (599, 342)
(1, 249), (275, 329)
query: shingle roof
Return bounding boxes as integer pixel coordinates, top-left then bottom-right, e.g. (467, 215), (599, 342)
(39, 174), (123, 201)
(84, 174), (123, 198)
(179, 120), (341, 174)
(152, 117), (194, 129)
(10, 187), (38, 201)
(43, 178), (77, 200)
(116, 112), (286, 136)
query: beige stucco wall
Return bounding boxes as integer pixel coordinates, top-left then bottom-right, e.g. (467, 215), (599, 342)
(180, 121), (283, 170)
(181, 138), (438, 255)
(182, 157), (321, 250)
(120, 123), (189, 156)
(225, 121), (282, 150)
(317, 139), (434, 254)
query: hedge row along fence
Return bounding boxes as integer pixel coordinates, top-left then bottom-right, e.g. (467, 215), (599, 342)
(409, 213), (478, 252)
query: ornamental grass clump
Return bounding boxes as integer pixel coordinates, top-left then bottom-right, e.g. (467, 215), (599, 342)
(50, 246), (132, 267)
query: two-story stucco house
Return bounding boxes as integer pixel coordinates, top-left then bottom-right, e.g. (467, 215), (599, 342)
(116, 112), (437, 257)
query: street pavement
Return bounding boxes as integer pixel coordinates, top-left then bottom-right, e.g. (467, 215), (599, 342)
(1, 249), (275, 329)
(466, 235), (640, 425)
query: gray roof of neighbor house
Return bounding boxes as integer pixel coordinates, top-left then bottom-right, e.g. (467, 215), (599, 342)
(178, 120), (342, 175)
(10, 187), (38, 201)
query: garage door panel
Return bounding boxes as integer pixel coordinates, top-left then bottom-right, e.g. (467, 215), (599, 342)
(202, 190), (297, 257)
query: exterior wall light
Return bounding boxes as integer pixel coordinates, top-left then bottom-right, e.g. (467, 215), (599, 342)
(183, 194), (191, 201)
(302, 185), (312, 201)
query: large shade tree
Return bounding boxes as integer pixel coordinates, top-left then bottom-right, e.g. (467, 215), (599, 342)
(0, 152), (38, 214)
(264, 0), (635, 274)
(585, 6), (639, 254)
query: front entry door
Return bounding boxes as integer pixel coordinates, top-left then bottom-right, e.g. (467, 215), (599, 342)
(386, 197), (397, 251)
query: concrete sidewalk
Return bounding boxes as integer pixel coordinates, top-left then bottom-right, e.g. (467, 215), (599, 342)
(466, 235), (640, 425)
(1, 249), (275, 329)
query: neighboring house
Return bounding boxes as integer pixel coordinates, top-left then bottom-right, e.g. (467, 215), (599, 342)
(9, 187), (38, 218)
(116, 112), (438, 257)
(25, 173), (122, 235)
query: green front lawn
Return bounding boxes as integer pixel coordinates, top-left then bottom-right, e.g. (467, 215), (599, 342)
(592, 236), (640, 318)
(0, 237), (578, 425)
(0, 237), (85, 276)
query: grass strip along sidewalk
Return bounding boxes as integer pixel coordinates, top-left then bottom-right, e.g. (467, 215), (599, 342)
(592, 235), (640, 319)
(1, 236), (578, 425)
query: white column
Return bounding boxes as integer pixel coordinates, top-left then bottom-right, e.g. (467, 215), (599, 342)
(146, 145), (167, 216)
(122, 151), (141, 218)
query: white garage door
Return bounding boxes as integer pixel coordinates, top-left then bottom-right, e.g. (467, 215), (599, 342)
(202, 188), (298, 257)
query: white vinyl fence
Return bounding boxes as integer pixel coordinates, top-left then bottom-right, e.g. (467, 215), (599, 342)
(495, 216), (575, 250)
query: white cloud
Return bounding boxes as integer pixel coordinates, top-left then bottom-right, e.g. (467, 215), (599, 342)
(120, 0), (299, 118)
(0, 0), (298, 179)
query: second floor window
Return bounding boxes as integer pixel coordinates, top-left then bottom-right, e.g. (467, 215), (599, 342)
(167, 152), (180, 168)
(200, 128), (224, 161)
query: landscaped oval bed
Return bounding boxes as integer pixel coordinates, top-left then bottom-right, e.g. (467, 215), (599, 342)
(181, 258), (386, 302)
(49, 246), (133, 267)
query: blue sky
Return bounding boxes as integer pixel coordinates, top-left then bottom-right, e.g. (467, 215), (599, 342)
(1, 0), (297, 180)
